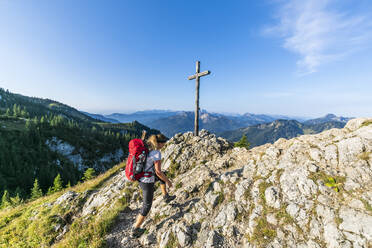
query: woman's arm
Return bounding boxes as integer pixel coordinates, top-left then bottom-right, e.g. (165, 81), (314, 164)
(154, 161), (172, 188)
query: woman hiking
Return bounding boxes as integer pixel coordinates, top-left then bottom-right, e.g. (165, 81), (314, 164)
(131, 134), (175, 238)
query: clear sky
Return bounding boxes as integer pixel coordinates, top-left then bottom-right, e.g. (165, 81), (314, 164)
(1, 0), (372, 117)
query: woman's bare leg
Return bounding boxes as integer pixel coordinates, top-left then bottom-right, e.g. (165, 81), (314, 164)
(134, 214), (146, 228)
(160, 184), (167, 196)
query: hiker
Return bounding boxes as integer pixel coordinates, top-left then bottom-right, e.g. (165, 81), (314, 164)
(132, 134), (175, 238)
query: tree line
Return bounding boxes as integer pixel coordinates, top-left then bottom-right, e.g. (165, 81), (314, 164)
(1, 168), (96, 209)
(0, 110), (137, 206)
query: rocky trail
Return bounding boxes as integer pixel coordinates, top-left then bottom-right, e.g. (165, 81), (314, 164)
(51, 118), (372, 247)
(105, 207), (143, 248)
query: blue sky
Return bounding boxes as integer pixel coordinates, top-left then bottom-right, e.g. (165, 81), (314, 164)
(1, 0), (371, 117)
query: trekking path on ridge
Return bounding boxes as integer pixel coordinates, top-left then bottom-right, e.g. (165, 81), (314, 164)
(105, 207), (143, 248)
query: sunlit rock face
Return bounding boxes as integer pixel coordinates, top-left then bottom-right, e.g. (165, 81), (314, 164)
(46, 136), (124, 171)
(53, 118), (372, 247)
(141, 118), (372, 248)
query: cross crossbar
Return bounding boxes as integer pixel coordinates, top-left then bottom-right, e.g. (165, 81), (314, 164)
(187, 70), (210, 80)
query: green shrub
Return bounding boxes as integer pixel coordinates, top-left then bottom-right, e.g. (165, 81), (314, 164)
(234, 135), (250, 149)
(82, 168), (96, 181)
(1, 190), (11, 209)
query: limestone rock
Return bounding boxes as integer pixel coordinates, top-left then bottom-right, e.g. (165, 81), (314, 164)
(103, 118), (372, 248)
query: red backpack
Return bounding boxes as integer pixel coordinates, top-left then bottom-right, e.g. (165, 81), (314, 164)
(125, 139), (149, 181)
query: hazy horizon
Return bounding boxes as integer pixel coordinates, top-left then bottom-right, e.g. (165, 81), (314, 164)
(0, 87), (357, 120)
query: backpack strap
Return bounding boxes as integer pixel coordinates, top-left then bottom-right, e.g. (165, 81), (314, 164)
(141, 146), (153, 178)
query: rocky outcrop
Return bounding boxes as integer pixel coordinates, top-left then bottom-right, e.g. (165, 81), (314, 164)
(134, 118), (372, 247)
(53, 118), (371, 247)
(46, 137), (124, 171)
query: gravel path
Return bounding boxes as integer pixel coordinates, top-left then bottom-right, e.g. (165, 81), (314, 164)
(105, 207), (144, 248)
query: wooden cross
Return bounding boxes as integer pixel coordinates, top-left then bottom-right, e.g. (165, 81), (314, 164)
(187, 61), (211, 136)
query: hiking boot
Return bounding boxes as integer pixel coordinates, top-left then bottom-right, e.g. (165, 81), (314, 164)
(131, 227), (146, 238)
(163, 194), (176, 203)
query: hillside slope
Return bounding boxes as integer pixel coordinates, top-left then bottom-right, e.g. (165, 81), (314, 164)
(0, 88), (160, 201)
(0, 88), (96, 124)
(1, 118), (371, 248)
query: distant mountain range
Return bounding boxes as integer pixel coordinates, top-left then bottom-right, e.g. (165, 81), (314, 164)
(219, 119), (347, 148)
(303, 113), (353, 125)
(81, 112), (120, 123)
(86, 109), (352, 138)
(107, 110), (180, 124)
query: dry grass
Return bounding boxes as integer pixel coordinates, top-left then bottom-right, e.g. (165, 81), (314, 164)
(358, 152), (370, 161)
(52, 193), (129, 248)
(0, 163), (125, 248)
(361, 120), (372, 127)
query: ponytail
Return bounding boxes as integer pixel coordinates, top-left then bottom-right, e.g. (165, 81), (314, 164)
(146, 134), (168, 150)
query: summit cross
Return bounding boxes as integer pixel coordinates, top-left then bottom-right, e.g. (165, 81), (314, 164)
(187, 61), (211, 136)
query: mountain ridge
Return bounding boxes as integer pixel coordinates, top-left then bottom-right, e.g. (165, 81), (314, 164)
(220, 119), (347, 147)
(1, 118), (370, 247)
(85, 109), (352, 139)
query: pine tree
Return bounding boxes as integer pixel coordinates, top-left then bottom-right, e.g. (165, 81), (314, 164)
(82, 168), (96, 181)
(20, 109), (28, 118)
(31, 179), (43, 200)
(47, 186), (53, 195)
(234, 135), (250, 149)
(1, 190), (11, 209)
(52, 174), (63, 193)
(26, 119), (32, 130)
(10, 193), (22, 206)
(12, 104), (18, 117)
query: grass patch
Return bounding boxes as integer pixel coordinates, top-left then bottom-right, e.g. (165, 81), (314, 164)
(358, 152), (371, 161)
(165, 232), (180, 248)
(258, 181), (273, 204)
(360, 198), (372, 213)
(236, 204), (253, 223)
(175, 182), (183, 190)
(0, 203), (68, 247)
(324, 177), (344, 192)
(361, 120), (372, 127)
(335, 216), (343, 226)
(276, 169), (284, 182)
(53, 192), (129, 248)
(309, 171), (346, 192)
(48, 103), (61, 108)
(247, 217), (277, 246)
(153, 213), (168, 224)
(243, 190), (250, 201)
(217, 191), (225, 206)
(71, 162), (125, 193)
(167, 160), (181, 179)
(275, 205), (294, 225)
(200, 179), (212, 194)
